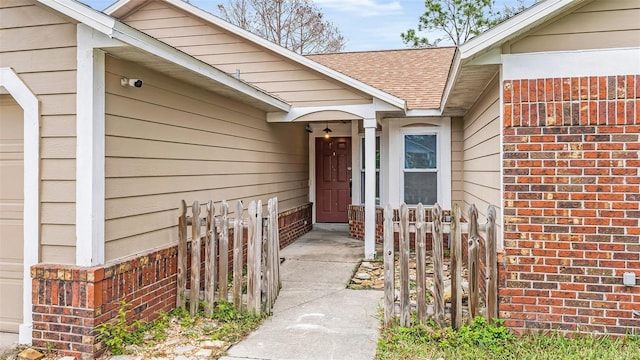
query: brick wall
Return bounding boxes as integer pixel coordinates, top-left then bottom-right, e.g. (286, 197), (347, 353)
(31, 203), (312, 359)
(501, 75), (640, 334)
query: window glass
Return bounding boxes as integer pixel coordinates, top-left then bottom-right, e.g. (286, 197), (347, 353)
(404, 172), (437, 205)
(404, 134), (437, 169)
(403, 133), (438, 205)
(360, 136), (380, 204)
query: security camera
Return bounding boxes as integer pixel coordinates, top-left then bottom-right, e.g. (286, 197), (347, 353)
(305, 124), (313, 133)
(120, 77), (143, 88)
(130, 79), (143, 88)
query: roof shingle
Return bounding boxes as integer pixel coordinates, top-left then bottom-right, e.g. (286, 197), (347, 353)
(307, 47), (456, 110)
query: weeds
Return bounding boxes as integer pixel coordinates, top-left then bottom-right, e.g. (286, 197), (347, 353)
(376, 316), (640, 360)
(94, 301), (146, 355)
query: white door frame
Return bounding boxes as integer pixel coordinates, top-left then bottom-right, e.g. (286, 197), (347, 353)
(0, 67), (40, 344)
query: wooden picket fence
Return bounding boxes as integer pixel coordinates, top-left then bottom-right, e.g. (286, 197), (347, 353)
(383, 202), (497, 329)
(176, 197), (281, 317)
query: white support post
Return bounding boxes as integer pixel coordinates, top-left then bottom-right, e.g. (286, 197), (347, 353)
(364, 118), (377, 260)
(75, 24), (122, 266)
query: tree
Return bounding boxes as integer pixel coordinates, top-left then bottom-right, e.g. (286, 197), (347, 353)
(217, 0), (346, 55)
(402, 0), (539, 47)
(401, 0), (498, 47)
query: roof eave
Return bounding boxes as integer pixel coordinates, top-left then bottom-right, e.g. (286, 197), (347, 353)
(38, 0), (291, 112)
(105, 0), (406, 111)
(459, 0), (590, 61)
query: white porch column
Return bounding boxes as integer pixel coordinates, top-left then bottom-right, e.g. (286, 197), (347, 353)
(363, 118), (377, 259)
(75, 24), (121, 266)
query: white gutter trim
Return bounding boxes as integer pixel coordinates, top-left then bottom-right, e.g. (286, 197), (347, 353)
(106, 0), (406, 111)
(440, 49), (462, 111)
(459, 0), (587, 60)
(37, 0), (291, 112)
(405, 109), (443, 117)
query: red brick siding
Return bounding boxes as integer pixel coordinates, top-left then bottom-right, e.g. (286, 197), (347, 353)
(31, 203), (312, 359)
(501, 75), (640, 334)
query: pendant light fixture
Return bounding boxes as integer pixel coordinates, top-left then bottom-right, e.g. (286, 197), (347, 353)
(323, 122), (332, 139)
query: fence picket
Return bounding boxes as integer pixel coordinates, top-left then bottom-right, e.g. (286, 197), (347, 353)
(204, 201), (216, 317)
(383, 204), (394, 328)
(432, 204), (445, 327)
(468, 204), (480, 320)
(450, 203), (462, 329)
(381, 201), (494, 329)
(399, 204), (410, 327)
(486, 205), (498, 323)
(233, 200), (244, 311)
(415, 204), (427, 323)
(178, 197), (280, 317)
(177, 200), (187, 309)
(247, 201), (258, 313)
(219, 201), (229, 302)
(190, 201), (201, 315)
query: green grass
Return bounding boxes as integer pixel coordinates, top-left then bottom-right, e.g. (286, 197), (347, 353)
(376, 317), (640, 360)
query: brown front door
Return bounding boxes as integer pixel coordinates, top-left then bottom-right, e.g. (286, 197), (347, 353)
(316, 137), (351, 223)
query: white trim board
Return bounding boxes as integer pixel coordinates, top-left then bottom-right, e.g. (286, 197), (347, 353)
(105, 0), (406, 111)
(37, 0), (290, 112)
(0, 67), (39, 345)
(502, 48), (640, 80)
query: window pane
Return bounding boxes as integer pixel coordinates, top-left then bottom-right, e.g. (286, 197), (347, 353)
(361, 171), (380, 205)
(404, 172), (437, 205)
(361, 136), (381, 169)
(404, 135), (436, 169)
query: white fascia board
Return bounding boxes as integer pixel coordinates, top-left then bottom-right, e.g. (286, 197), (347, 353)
(109, 22), (291, 111)
(405, 109), (443, 117)
(37, 0), (116, 35)
(267, 98), (404, 122)
(459, 0), (587, 61)
(440, 49), (462, 111)
(37, 0), (290, 112)
(108, 0), (406, 110)
(503, 48), (640, 80)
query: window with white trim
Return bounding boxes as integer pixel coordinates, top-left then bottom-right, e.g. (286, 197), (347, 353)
(360, 135), (380, 205)
(402, 131), (438, 205)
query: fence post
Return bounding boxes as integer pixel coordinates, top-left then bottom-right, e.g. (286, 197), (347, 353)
(450, 203), (462, 329)
(190, 201), (201, 315)
(486, 205), (498, 323)
(468, 204), (479, 320)
(255, 201), (263, 313)
(265, 198), (274, 313)
(415, 203), (427, 323)
(432, 203), (445, 327)
(274, 197), (281, 295)
(233, 200), (244, 311)
(219, 201), (229, 303)
(177, 200), (187, 310)
(247, 201), (260, 313)
(383, 204), (394, 328)
(204, 201), (216, 317)
(399, 203), (410, 327)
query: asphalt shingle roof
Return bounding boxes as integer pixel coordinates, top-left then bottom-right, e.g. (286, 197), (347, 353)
(307, 47), (456, 110)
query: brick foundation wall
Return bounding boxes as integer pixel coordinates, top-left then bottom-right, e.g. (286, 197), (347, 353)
(501, 75), (640, 334)
(348, 205), (453, 252)
(279, 203), (313, 248)
(31, 246), (178, 358)
(31, 203), (312, 359)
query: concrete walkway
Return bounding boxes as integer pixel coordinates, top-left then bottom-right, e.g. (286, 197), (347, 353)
(221, 226), (382, 360)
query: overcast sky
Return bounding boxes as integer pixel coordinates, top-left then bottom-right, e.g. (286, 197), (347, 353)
(79, 0), (537, 51)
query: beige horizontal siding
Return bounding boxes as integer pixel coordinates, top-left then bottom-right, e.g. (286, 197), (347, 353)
(0, 0), (77, 264)
(104, 55), (309, 261)
(451, 117), (464, 207)
(512, 0), (640, 53)
(462, 77), (502, 236)
(119, 0), (371, 106)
